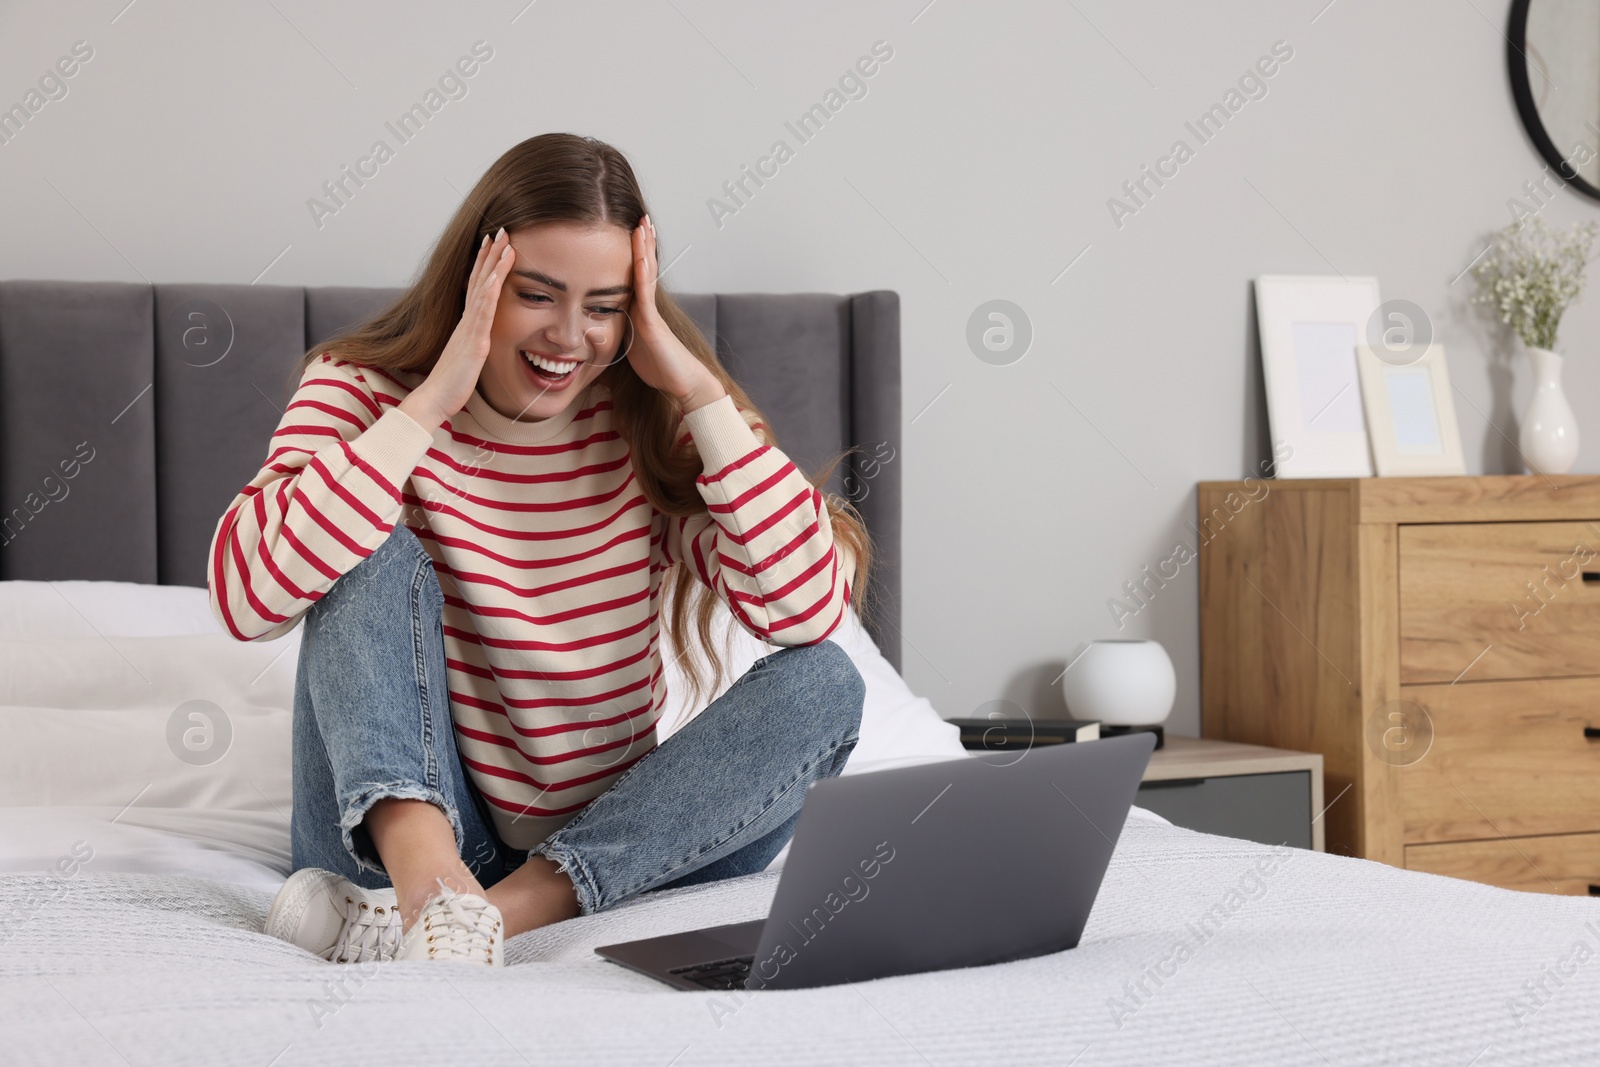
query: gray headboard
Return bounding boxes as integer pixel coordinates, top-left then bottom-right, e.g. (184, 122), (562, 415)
(0, 281), (902, 670)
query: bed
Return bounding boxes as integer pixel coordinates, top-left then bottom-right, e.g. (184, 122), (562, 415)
(3, 282), (1599, 1065)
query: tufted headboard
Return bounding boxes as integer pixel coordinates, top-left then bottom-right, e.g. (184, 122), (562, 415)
(0, 282), (902, 669)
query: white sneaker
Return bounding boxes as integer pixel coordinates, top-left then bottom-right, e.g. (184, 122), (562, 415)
(264, 867), (403, 964)
(396, 886), (504, 966)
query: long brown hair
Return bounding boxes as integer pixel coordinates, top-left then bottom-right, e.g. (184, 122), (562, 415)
(295, 132), (875, 717)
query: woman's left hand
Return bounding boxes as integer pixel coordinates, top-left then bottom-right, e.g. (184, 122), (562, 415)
(621, 214), (726, 413)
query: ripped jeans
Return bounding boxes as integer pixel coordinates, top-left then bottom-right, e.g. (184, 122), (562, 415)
(289, 523), (864, 915)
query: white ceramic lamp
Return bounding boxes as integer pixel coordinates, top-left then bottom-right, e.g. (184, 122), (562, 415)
(1061, 639), (1176, 726)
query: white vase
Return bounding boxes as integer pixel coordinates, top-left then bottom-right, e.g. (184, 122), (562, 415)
(1061, 639), (1176, 727)
(1520, 346), (1580, 475)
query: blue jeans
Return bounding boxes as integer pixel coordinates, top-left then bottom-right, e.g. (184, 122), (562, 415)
(289, 523), (864, 915)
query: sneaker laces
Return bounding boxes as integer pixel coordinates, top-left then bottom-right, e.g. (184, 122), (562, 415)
(416, 882), (501, 963)
(330, 893), (401, 964)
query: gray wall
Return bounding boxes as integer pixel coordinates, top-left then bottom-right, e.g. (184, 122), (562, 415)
(2, 0), (1592, 738)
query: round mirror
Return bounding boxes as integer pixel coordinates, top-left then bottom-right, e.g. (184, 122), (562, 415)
(1509, 0), (1600, 199)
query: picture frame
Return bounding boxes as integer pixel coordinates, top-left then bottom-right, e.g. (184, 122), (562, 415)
(1254, 275), (1380, 478)
(1355, 343), (1466, 476)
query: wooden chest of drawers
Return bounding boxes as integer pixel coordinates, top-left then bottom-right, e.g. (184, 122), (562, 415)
(1198, 475), (1600, 895)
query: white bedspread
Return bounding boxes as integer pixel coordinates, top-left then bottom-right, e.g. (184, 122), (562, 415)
(5, 819), (1599, 1066)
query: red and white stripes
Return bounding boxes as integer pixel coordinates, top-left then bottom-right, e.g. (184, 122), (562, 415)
(208, 354), (851, 848)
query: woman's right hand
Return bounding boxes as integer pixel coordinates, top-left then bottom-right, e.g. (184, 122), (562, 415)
(399, 227), (514, 432)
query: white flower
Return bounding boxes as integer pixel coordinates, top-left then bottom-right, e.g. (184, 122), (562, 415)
(1471, 215), (1598, 350)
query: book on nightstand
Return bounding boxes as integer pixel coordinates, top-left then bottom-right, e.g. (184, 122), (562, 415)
(948, 717), (1101, 750)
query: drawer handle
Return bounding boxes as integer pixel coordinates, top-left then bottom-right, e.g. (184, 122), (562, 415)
(1584, 573), (1600, 583)
(1591, 885), (1600, 896)
(1586, 727), (1600, 740)
(1141, 777), (1208, 789)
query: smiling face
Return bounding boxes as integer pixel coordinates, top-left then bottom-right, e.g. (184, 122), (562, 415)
(477, 220), (635, 422)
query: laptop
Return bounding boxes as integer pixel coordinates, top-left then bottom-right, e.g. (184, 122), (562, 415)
(595, 730), (1157, 991)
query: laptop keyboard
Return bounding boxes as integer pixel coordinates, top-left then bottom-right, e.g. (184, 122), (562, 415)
(669, 954), (755, 990)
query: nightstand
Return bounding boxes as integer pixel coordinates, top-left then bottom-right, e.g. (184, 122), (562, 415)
(1198, 474), (1600, 895)
(1136, 736), (1325, 851)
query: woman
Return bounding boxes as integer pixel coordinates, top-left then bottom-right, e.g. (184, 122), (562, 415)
(208, 133), (873, 967)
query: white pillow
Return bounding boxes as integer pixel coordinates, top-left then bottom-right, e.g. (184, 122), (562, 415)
(0, 627), (298, 863)
(0, 579), (228, 639)
(0, 579), (967, 879)
(0, 633), (297, 809)
(0, 578), (967, 771)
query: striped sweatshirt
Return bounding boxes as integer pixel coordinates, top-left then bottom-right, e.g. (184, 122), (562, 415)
(208, 353), (852, 849)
